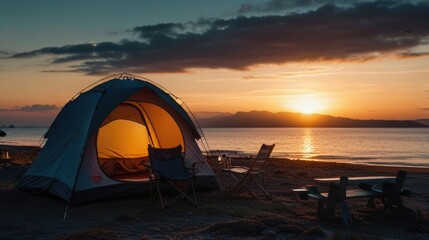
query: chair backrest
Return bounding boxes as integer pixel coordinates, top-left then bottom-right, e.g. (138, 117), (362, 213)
(249, 144), (275, 172)
(148, 145), (190, 180)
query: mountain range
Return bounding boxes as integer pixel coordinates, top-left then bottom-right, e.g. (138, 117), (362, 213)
(197, 111), (428, 128)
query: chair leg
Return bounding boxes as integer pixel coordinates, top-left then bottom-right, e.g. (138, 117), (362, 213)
(227, 172), (230, 192)
(243, 177), (257, 199)
(163, 180), (197, 207)
(156, 181), (165, 209)
(229, 174), (249, 194)
(255, 176), (271, 199)
(191, 180), (197, 206)
(233, 173), (271, 200)
(239, 176), (259, 199)
(227, 172), (234, 193)
(150, 180), (154, 204)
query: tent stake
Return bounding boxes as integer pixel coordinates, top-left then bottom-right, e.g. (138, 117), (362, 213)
(63, 203), (70, 222)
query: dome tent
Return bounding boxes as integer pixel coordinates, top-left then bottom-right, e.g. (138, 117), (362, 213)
(17, 73), (219, 205)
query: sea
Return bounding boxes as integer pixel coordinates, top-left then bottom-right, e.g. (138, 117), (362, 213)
(1, 127), (428, 168)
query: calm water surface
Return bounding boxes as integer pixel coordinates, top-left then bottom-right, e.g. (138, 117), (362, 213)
(202, 128), (429, 168)
(0, 128), (46, 146)
(1, 127), (428, 168)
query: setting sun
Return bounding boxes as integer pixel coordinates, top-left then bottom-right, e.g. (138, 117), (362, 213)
(290, 95), (325, 114)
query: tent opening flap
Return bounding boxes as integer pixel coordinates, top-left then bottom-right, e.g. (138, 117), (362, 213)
(96, 102), (185, 182)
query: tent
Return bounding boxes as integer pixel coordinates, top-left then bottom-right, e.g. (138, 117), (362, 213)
(17, 73), (219, 205)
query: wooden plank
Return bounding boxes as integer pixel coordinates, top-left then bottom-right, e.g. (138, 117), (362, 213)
(307, 189), (380, 199)
(345, 189), (380, 198)
(292, 188), (309, 200)
(314, 176), (396, 185)
(308, 193), (327, 202)
(304, 186), (327, 202)
(292, 188), (308, 192)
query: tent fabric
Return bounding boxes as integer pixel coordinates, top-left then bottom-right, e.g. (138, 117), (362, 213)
(97, 119), (150, 159)
(17, 77), (219, 204)
(100, 103), (145, 127)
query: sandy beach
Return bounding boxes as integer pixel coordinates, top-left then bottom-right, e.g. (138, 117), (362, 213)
(0, 144), (428, 239)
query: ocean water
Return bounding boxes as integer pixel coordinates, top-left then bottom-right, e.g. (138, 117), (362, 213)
(202, 128), (429, 168)
(0, 128), (47, 146)
(1, 127), (428, 168)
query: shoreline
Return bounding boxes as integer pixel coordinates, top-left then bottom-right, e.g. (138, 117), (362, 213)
(209, 148), (429, 171)
(2, 144), (429, 172)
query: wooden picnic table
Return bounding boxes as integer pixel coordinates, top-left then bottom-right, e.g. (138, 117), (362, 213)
(302, 171), (418, 226)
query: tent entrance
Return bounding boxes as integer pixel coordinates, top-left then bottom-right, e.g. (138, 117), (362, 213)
(96, 101), (184, 181)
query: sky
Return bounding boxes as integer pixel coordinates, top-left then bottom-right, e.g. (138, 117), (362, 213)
(1, 0), (429, 126)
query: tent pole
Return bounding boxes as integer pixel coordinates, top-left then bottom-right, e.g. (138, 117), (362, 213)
(138, 103), (158, 147)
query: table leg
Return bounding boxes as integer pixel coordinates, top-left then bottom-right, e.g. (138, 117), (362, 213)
(339, 202), (353, 226)
(383, 183), (419, 220)
(317, 183), (338, 220)
(318, 177), (353, 226)
(337, 176), (353, 225)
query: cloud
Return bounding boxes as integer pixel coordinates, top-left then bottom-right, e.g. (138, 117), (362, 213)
(8, 1), (429, 75)
(421, 108), (429, 111)
(398, 52), (429, 58)
(0, 104), (59, 112)
(238, 0), (354, 13)
(237, 0), (414, 14)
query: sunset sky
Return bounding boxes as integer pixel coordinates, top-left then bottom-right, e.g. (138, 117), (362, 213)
(1, 0), (429, 126)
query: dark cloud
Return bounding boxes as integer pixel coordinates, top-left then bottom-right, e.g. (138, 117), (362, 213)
(132, 23), (187, 40)
(238, 0), (348, 13)
(421, 108), (429, 111)
(398, 52), (429, 58)
(0, 104), (59, 112)
(8, 1), (429, 75)
(237, 0), (416, 14)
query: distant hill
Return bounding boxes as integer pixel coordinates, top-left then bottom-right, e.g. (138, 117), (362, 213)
(198, 111), (428, 128)
(414, 119), (429, 126)
(192, 111), (233, 119)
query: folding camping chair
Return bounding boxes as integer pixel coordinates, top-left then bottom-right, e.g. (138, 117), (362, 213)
(222, 144), (275, 199)
(148, 145), (198, 208)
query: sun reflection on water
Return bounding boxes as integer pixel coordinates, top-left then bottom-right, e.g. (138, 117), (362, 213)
(301, 128), (314, 159)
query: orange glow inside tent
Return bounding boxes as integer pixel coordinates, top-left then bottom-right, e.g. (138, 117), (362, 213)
(97, 101), (184, 181)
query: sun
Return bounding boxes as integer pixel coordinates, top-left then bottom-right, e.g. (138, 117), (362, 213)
(289, 95), (324, 115)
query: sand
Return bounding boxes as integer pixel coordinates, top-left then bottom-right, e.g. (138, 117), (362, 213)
(0, 144), (428, 239)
